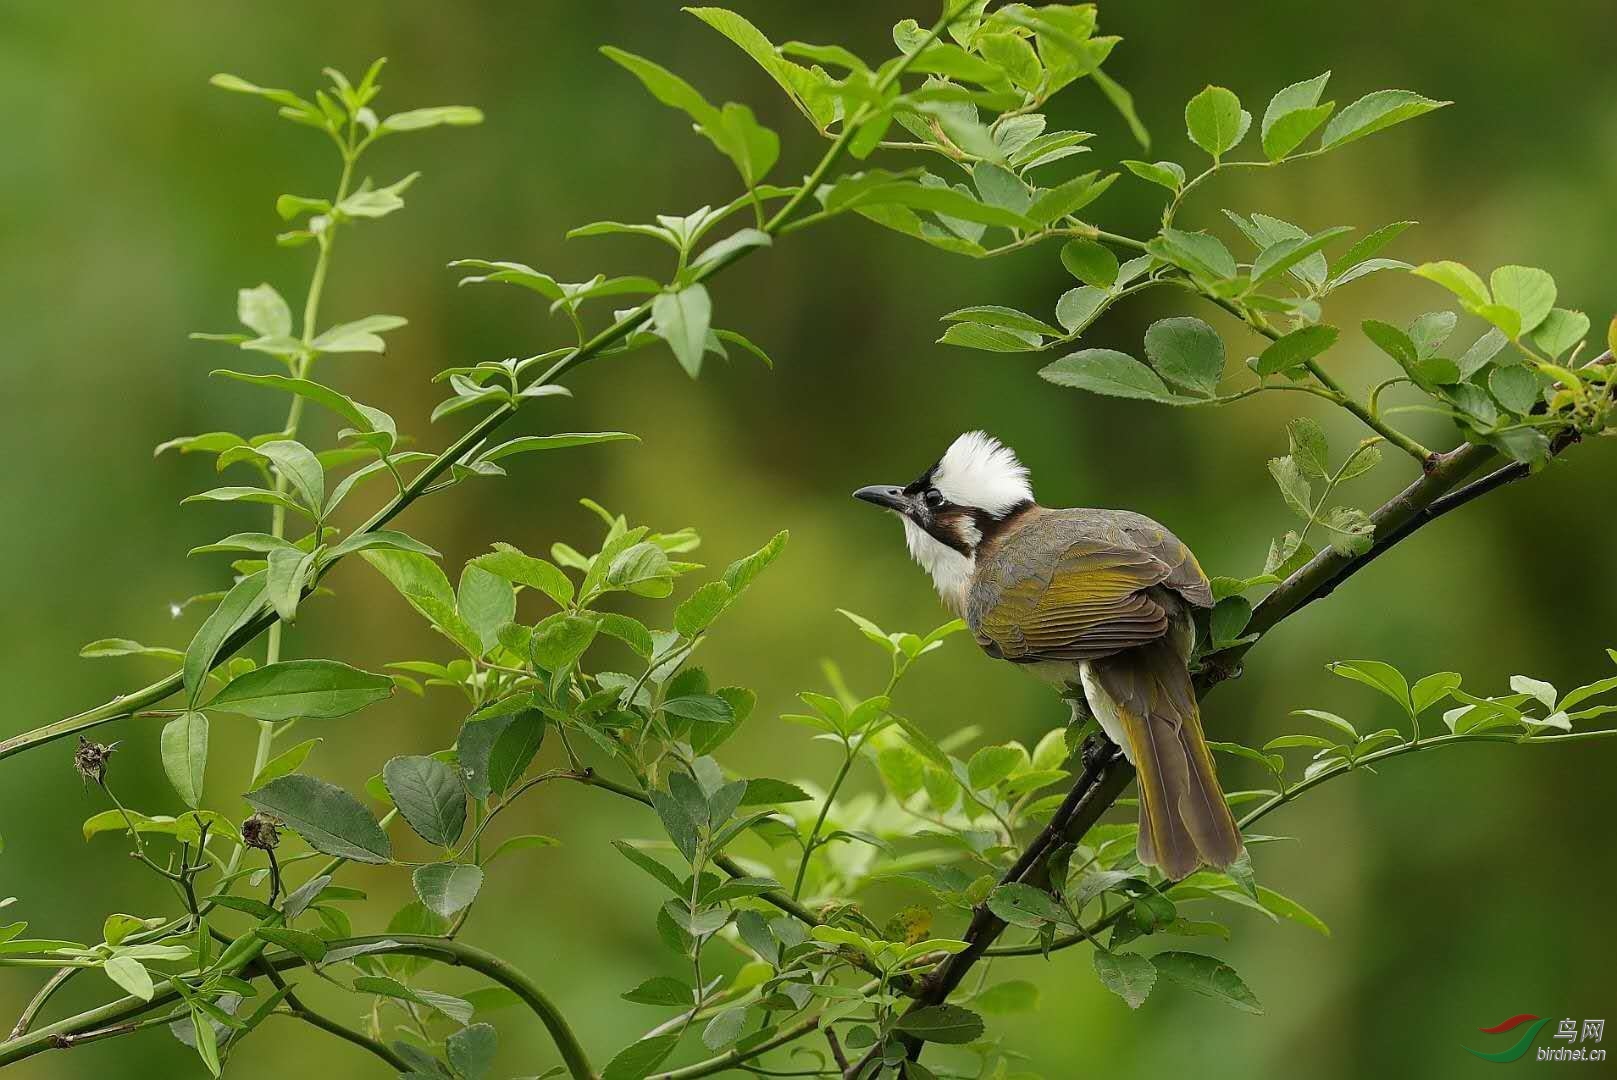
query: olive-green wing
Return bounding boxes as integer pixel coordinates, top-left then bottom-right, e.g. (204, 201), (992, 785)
(971, 539), (1175, 663)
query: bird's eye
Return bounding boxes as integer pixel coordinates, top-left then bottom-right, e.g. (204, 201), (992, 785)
(923, 488), (945, 509)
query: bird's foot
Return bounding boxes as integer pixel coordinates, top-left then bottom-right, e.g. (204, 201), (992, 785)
(1080, 732), (1116, 771)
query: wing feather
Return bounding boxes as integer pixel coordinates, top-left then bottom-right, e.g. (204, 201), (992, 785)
(970, 511), (1208, 662)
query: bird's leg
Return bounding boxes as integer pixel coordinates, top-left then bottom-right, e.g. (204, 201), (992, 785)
(1063, 693), (1115, 770)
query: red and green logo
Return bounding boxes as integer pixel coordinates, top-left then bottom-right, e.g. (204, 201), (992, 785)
(1465, 1014), (1553, 1062)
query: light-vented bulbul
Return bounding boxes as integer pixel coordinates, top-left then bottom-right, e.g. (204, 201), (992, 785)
(855, 431), (1243, 877)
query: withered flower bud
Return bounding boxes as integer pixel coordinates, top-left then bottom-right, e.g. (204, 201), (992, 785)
(241, 812), (282, 851)
(74, 736), (116, 785)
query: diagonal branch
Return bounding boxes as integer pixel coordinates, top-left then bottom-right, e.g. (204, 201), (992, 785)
(866, 352), (1615, 1075)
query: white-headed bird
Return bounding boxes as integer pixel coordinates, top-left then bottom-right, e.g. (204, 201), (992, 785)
(854, 431), (1243, 878)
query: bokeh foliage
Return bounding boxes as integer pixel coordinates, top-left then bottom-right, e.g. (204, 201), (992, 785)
(2, 3), (1615, 1079)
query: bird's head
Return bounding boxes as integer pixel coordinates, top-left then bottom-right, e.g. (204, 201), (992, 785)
(854, 432), (1034, 602)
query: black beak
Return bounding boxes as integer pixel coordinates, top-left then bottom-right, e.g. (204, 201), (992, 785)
(853, 484), (909, 513)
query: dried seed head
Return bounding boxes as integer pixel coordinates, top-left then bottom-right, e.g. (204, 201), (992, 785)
(74, 736), (116, 785)
(241, 813), (282, 851)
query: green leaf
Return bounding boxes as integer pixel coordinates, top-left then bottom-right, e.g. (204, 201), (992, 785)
(1093, 68), (1151, 150)
(893, 1004), (985, 1044)
(244, 775), (391, 863)
(1261, 71), (1334, 160)
(361, 549), (481, 657)
(458, 703), (546, 799)
(237, 283), (292, 338)
(940, 305), (1061, 337)
(723, 530), (788, 596)
(265, 547), (314, 623)
(183, 572), (267, 704)
(1250, 225), (1354, 287)
(986, 883), (1065, 928)
(1150, 951), (1264, 1013)
(1143, 316), (1225, 397)
(251, 737), (322, 789)
(1267, 455), (1312, 517)
(447, 1023), (498, 1080)
(662, 695), (734, 725)
(1040, 349), (1196, 404)
(1060, 238), (1119, 288)
(601, 1032), (681, 1080)
(1093, 950), (1156, 1009)
(1320, 89), (1447, 149)
(1256, 324), (1337, 376)
(252, 440), (325, 514)
(1185, 85), (1249, 159)
(1286, 418), (1330, 480)
(207, 660), (392, 721)
(322, 530), (440, 563)
(336, 172), (419, 219)
(160, 712), (209, 808)
(190, 1007), (222, 1078)
(379, 105), (484, 133)
(832, 179), (1035, 229)
(530, 612), (598, 672)
(675, 581), (733, 637)
(80, 638), (184, 662)
(939, 322), (1043, 352)
(478, 432), (639, 463)
(458, 564), (516, 656)
(103, 955), (154, 1001)
(1489, 265), (1556, 335)
(1054, 286), (1108, 335)
(1413, 260), (1489, 308)
(685, 7), (835, 128)
(1327, 660), (1412, 714)
(1529, 308), (1589, 357)
(483, 833), (560, 867)
(1489, 365), (1540, 414)
(413, 863), (485, 918)
(309, 314), (407, 355)
(1257, 886), (1330, 936)
(383, 755), (467, 847)
(1121, 159), (1185, 191)
(1025, 171), (1117, 225)
(652, 285), (713, 378)
(967, 746), (1023, 791)
(1153, 227), (1237, 280)
(470, 545), (570, 609)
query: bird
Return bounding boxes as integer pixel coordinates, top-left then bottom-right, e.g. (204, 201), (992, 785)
(853, 431), (1244, 878)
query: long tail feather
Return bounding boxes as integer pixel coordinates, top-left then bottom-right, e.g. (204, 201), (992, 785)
(1086, 636), (1244, 878)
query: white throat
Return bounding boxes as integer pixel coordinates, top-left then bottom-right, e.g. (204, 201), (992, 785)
(902, 517), (974, 616)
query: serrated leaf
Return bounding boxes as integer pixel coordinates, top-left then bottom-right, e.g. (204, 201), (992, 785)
(244, 775), (391, 863)
(383, 755), (467, 847)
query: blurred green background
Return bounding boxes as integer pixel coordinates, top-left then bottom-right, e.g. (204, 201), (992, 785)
(3, 2), (1615, 1077)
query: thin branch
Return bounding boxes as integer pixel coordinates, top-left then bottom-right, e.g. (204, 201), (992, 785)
(252, 959), (409, 1073)
(0, 935), (591, 1079)
(8, 967), (75, 1040)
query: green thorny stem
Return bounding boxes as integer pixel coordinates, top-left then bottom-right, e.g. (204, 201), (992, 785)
(0, 0), (957, 766)
(0, 9), (968, 1079)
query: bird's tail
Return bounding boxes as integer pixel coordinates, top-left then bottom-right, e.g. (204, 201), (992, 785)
(1084, 637), (1244, 879)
